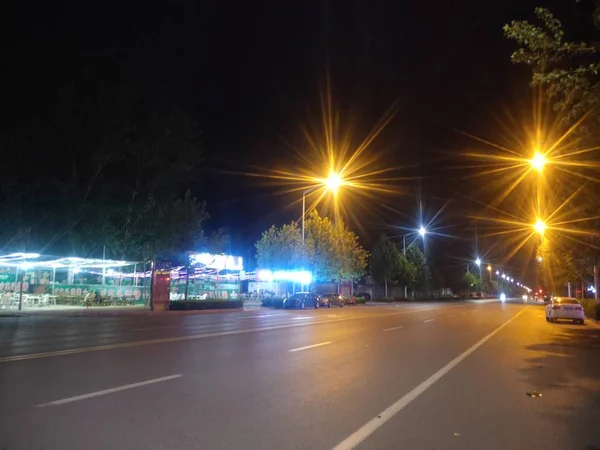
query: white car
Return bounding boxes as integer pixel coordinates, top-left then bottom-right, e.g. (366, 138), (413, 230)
(545, 297), (585, 324)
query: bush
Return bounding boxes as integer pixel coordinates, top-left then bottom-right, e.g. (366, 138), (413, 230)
(261, 298), (285, 308)
(355, 297), (367, 304)
(169, 300), (243, 311)
(579, 298), (600, 320)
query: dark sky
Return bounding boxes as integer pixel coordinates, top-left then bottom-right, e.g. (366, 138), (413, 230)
(3, 0), (591, 285)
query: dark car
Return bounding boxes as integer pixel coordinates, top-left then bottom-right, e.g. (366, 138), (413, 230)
(355, 292), (371, 302)
(283, 292), (320, 309)
(319, 293), (345, 308)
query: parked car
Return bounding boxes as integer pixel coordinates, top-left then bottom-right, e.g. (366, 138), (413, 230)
(283, 292), (320, 309)
(355, 292), (371, 302)
(344, 296), (357, 305)
(318, 293), (345, 308)
(545, 297), (585, 324)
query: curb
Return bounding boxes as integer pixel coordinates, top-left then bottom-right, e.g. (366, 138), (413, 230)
(0, 307), (256, 318)
(585, 316), (600, 329)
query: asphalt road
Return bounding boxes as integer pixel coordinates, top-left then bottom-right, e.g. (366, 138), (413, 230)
(1, 300), (599, 450)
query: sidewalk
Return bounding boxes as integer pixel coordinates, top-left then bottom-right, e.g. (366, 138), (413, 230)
(0, 303), (261, 318)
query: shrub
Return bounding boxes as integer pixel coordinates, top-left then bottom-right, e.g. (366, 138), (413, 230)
(355, 297), (367, 304)
(261, 298), (285, 308)
(579, 298), (600, 320)
(169, 300), (243, 311)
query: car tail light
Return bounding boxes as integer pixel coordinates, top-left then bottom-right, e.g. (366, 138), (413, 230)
(576, 306), (583, 311)
(552, 305), (561, 310)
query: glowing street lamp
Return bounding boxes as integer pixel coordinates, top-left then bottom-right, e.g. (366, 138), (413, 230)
(302, 171), (345, 245)
(530, 151), (547, 172)
(533, 218), (546, 235)
(475, 258), (481, 266)
(324, 172), (343, 194)
(418, 226), (427, 237)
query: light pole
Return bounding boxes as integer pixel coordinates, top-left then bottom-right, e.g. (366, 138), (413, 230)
(487, 265), (492, 281)
(401, 226), (427, 298)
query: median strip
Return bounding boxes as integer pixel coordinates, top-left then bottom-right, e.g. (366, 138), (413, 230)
(35, 374), (182, 407)
(289, 341), (332, 352)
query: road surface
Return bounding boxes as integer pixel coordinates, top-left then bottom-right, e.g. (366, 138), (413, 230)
(1, 300), (599, 449)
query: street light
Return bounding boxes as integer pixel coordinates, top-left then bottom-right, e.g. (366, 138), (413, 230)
(530, 151), (547, 172)
(324, 172), (343, 194)
(302, 172), (345, 245)
(533, 218), (546, 235)
(402, 226), (427, 298)
(475, 258), (481, 266)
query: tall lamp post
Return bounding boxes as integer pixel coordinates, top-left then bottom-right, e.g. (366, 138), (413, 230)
(401, 226), (427, 298)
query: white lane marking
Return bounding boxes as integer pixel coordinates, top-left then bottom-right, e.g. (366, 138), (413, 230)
(382, 326), (403, 332)
(423, 319), (435, 323)
(35, 374), (182, 408)
(292, 316), (313, 320)
(446, 315), (453, 318)
(0, 306), (462, 363)
(461, 311), (468, 315)
(237, 314), (286, 319)
(333, 307), (529, 450)
(133, 325), (180, 331)
(289, 341), (332, 352)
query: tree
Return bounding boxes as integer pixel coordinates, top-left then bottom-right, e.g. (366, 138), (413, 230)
(405, 244), (430, 293)
(254, 210), (368, 286)
(461, 272), (481, 295)
(0, 82), (206, 262)
(504, 6), (600, 127)
(370, 234), (402, 298)
(336, 224), (369, 286)
(397, 254), (417, 295)
(504, 5), (600, 294)
(304, 210), (368, 284)
(255, 222), (304, 271)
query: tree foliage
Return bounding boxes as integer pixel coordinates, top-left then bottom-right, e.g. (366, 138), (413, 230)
(504, 6), (600, 126)
(0, 82), (215, 262)
(370, 234), (402, 297)
(460, 272), (482, 294)
(254, 210), (368, 283)
(405, 244), (430, 290)
(255, 222), (304, 271)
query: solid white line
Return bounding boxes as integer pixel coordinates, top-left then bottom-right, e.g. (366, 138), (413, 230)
(423, 319), (435, 323)
(333, 307), (529, 450)
(133, 325), (180, 331)
(289, 341), (332, 352)
(382, 326), (403, 332)
(446, 315), (453, 318)
(35, 374), (182, 407)
(0, 306), (463, 363)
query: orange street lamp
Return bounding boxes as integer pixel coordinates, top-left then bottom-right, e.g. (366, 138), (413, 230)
(533, 218), (546, 235)
(530, 151), (547, 172)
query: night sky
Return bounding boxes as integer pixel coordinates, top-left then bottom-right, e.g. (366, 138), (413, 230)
(4, 0), (590, 285)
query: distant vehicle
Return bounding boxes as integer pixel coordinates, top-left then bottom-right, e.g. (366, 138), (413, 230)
(355, 292), (371, 301)
(545, 297), (585, 324)
(318, 293), (345, 308)
(283, 293), (320, 310)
